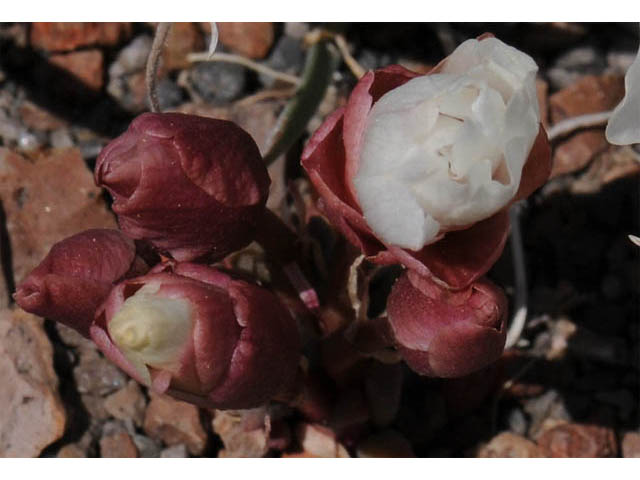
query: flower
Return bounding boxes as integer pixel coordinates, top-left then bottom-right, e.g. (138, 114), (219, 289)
(90, 261), (301, 409)
(302, 36), (551, 289)
(386, 270), (507, 377)
(606, 26), (640, 145)
(14, 229), (146, 337)
(95, 112), (271, 263)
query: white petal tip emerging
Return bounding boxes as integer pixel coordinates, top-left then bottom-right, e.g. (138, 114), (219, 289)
(108, 285), (193, 370)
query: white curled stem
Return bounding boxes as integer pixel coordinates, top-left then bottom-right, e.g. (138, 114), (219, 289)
(547, 110), (613, 142)
(146, 22), (172, 113)
(505, 202), (528, 350)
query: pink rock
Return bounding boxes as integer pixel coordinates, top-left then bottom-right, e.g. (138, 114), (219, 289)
(0, 309), (66, 457)
(143, 392), (208, 456)
(50, 50), (104, 90)
(0, 148), (117, 286)
(30, 22), (132, 52)
(217, 23), (275, 59)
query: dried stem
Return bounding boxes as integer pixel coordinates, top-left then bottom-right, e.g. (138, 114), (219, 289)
(547, 110), (613, 142)
(333, 34), (366, 79)
(305, 29), (367, 80)
(347, 254), (366, 320)
(505, 202), (528, 350)
(235, 87), (297, 108)
(146, 22), (172, 113)
(188, 51), (301, 86)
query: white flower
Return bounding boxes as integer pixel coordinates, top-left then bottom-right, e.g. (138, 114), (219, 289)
(353, 37), (540, 251)
(606, 24), (640, 145)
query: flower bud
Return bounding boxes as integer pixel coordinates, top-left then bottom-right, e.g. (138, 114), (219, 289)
(14, 229), (146, 337)
(386, 271), (507, 378)
(95, 113), (271, 262)
(302, 35), (551, 289)
(91, 261), (301, 409)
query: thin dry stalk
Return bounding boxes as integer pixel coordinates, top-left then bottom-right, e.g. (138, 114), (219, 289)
(146, 22), (172, 113)
(188, 52), (301, 86)
(333, 34), (366, 79)
(505, 202), (528, 350)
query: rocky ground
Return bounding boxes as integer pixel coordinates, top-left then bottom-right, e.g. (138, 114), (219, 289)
(0, 22), (638, 458)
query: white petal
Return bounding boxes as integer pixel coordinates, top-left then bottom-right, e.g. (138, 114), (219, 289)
(354, 37), (540, 252)
(354, 175), (440, 250)
(108, 285), (193, 371)
(606, 28), (640, 145)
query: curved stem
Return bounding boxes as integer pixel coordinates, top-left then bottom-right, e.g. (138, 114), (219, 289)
(188, 51), (301, 86)
(333, 34), (366, 79)
(146, 22), (172, 113)
(505, 202), (528, 350)
(547, 110), (613, 142)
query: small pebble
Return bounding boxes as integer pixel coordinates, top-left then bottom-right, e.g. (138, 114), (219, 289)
(260, 36), (304, 87)
(156, 78), (185, 110)
(622, 432), (640, 458)
(477, 432), (543, 458)
(50, 128), (74, 149)
(505, 407), (529, 436)
(537, 423), (618, 458)
(133, 434), (162, 458)
(100, 432), (138, 458)
(160, 444), (189, 458)
(188, 61), (245, 104)
(109, 35), (152, 78)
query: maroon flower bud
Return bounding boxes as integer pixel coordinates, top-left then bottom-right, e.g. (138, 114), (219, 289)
(90, 261), (301, 409)
(14, 229), (146, 337)
(386, 271), (507, 378)
(95, 113), (270, 262)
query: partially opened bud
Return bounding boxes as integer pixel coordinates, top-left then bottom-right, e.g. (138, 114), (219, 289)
(302, 35), (551, 289)
(91, 261), (300, 409)
(96, 113), (271, 262)
(14, 229), (146, 337)
(386, 271), (507, 378)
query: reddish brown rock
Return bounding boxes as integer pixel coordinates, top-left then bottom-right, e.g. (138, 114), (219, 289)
(622, 432), (640, 458)
(30, 22), (132, 52)
(212, 410), (269, 458)
(143, 392), (208, 456)
(56, 444), (87, 458)
(549, 75), (625, 178)
(0, 309), (66, 457)
(217, 22), (275, 59)
(99, 432), (139, 458)
(571, 146), (640, 194)
(477, 432), (544, 458)
(162, 22), (204, 72)
(537, 423), (618, 458)
(104, 380), (147, 427)
(49, 50), (104, 90)
(18, 101), (67, 132)
(0, 148), (116, 285)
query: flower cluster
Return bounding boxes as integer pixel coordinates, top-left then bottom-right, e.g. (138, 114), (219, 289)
(15, 113), (300, 409)
(302, 35), (551, 376)
(14, 34), (552, 422)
